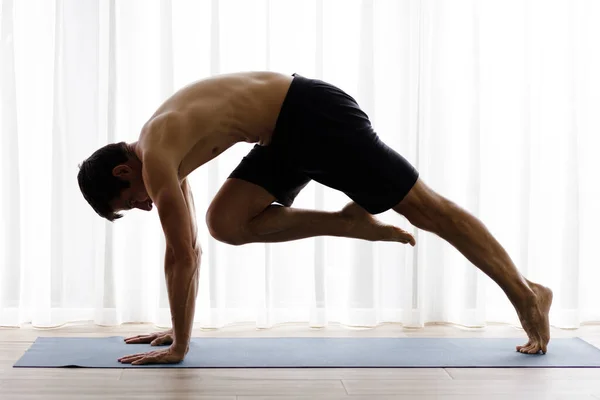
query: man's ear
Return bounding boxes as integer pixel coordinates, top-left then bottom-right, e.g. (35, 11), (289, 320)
(112, 164), (132, 178)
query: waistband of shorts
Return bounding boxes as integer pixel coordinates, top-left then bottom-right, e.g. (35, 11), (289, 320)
(272, 73), (313, 135)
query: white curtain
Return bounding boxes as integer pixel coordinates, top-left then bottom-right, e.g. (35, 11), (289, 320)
(1, 0), (599, 330)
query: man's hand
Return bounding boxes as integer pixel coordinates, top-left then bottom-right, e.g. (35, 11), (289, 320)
(118, 344), (187, 365)
(124, 329), (173, 346)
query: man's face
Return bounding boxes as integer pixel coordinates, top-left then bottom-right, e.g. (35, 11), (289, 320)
(112, 185), (153, 213)
(110, 164), (153, 214)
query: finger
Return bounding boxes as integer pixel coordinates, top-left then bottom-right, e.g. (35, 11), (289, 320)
(121, 353), (154, 364)
(124, 334), (148, 342)
(125, 338), (146, 344)
(124, 334), (145, 342)
(125, 335), (155, 344)
(132, 354), (159, 365)
(119, 352), (144, 360)
(118, 353), (148, 363)
(121, 349), (163, 362)
(119, 355), (145, 364)
(118, 354), (142, 362)
(123, 350), (164, 360)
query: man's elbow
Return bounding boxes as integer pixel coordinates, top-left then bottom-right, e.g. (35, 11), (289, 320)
(194, 246), (202, 259)
(192, 246), (202, 265)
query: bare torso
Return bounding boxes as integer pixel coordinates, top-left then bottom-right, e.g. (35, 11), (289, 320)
(136, 71), (293, 181)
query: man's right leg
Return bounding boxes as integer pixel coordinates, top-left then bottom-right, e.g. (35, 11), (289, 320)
(393, 178), (553, 354)
(206, 178), (415, 245)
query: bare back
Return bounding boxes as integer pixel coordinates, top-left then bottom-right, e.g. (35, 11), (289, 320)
(137, 72), (293, 180)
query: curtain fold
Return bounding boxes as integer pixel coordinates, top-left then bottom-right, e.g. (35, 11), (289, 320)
(0, 0), (21, 325)
(1, 0), (599, 330)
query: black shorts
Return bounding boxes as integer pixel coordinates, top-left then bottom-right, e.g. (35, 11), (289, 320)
(228, 74), (419, 214)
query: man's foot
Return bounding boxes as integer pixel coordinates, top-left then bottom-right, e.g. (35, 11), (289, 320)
(515, 283), (553, 354)
(340, 202), (416, 245)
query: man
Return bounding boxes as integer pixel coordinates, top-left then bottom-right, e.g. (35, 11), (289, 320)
(78, 72), (552, 365)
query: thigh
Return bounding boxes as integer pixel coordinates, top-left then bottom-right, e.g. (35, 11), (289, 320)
(208, 178), (277, 225)
(284, 77), (419, 214)
(227, 144), (311, 210)
(208, 144), (311, 225)
(304, 127), (419, 215)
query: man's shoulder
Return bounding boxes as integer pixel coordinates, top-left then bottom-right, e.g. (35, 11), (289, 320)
(138, 117), (182, 169)
(139, 112), (187, 146)
(145, 111), (187, 133)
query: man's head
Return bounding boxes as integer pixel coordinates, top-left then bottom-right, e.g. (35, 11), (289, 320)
(77, 142), (153, 221)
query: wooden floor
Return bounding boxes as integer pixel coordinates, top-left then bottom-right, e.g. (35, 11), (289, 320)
(2, 322), (600, 399)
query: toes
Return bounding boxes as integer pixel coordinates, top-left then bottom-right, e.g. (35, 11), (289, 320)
(519, 343), (534, 353)
(519, 344), (532, 353)
(516, 341), (531, 352)
(526, 344), (538, 354)
(518, 342), (543, 355)
(393, 228), (415, 245)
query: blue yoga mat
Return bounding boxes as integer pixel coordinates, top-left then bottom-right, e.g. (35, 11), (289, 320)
(13, 337), (600, 368)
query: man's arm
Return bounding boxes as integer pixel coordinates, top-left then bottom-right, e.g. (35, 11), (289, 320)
(143, 151), (199, 355)
(180, 177), (201, 301)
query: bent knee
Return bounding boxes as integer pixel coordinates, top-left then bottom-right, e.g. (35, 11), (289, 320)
(205, 208), (250, 246)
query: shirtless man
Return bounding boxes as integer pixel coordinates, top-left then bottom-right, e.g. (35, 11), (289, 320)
(77, 72), (553, 365)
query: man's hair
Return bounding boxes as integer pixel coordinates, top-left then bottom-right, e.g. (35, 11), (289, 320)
(77, 142), (132, 221)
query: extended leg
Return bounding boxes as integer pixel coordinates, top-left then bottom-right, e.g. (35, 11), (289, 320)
(393, 178), (552, 354)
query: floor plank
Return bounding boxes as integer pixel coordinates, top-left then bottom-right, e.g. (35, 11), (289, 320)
(239, 396), (595, 400)
(342, 378), (600, 396)
(0, 395), (233, 400)
(120, 367), (450, 381)
(3, 367), (122, 380)
(0, 378), (347, 397)
(446, 367), (600, 380)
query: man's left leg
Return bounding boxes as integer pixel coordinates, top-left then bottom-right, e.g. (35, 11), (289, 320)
(213, 175), (553, 354)
(393, 178), (552, 354)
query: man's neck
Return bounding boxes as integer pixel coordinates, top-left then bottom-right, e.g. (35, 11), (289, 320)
(127, 142), (141, 161)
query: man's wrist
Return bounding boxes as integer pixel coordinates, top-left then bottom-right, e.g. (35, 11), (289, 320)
(171, 340), (189, 355)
